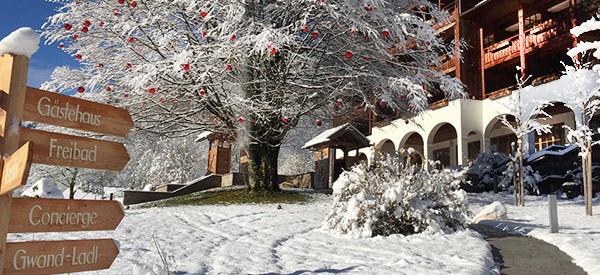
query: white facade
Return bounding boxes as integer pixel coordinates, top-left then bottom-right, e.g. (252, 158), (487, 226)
(362, 71), (598, 167)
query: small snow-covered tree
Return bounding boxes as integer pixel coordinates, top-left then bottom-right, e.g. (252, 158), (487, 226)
(465, 150), (509, 192)
(42, 0), (464, 192)
(499, 163), (541, 195)
(498, 74), (552, 206)
(322, 152), (469, 238)
(563, 15), (600, 215)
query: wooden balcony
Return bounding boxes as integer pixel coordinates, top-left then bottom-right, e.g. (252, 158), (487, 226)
(482, 16), (572, 69)
(435, 54), (456, 73)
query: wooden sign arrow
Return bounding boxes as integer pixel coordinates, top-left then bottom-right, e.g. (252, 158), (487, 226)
(3, 239), (119, 275)
(8, 197), (125, 233)
(23, 87), (133, 137)
(19, 127), (130, 171)
(0, 142), (32, 195)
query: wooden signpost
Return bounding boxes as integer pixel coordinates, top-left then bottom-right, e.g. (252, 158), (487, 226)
(0, 142), (32, 195)
(4, 239), (119, 275)
(8, 198), (125, 233)
(0, 52), (133, 275)
(20, 128), (129, 171)
(23, 87), (133, 137)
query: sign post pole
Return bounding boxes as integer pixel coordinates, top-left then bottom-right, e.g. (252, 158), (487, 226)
(0, 54), (30, 275)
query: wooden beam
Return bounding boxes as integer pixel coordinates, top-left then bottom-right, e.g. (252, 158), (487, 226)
(518, 3), (527, 77)
(479, 27), (486, 98)
(0, 54), (30, 275)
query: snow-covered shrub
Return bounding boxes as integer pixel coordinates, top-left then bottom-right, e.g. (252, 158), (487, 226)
(322, 153), (469, 238)
(465, 151), (510, 192)
(499, 163), (541, 195)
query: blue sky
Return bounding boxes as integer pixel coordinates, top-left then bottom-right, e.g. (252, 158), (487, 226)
(0, 2), (77, 88)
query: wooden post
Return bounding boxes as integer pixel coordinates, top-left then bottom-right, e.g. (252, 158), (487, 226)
(0, 54), (30, 275)
(479, 27), (485, 98)
(517, 3), (527, 78)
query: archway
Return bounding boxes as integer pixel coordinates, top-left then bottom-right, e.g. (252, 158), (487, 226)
(377, 139), (396, 156)
(484, 115), (517, 156)
(429, 123), (458, 168)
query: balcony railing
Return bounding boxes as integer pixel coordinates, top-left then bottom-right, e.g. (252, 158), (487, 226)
(434, 54), (455, 72)
(483, 16), (572, 69)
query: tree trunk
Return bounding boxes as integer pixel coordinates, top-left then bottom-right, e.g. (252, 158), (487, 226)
(518, 140), (525, 207)
(246, 142), (281, 192)
(69, 168), (79, 199)
(583, 145), (593, 216)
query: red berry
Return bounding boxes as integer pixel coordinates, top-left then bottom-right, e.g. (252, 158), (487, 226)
(118, 0), (124, 3)
(302, 26), (308, 32)
(405, 119), (409, 124)
(380, 100), (387, 107)
(77, 86), (85, 93)
(238, 118), (244, 124)
(350, 28), (357, 35)
(362, 55), (369, 61)
(83, 20), (91, 27)
(159, 97), (165, 102)
(270, 48), (277, 55)
(98, 63), (104, 68)
(336, 99), (342, 106)
(226, 64), (232, 70)
(99, 22), (104, 27)
(75, 53), (82, 59)
(106, 86), (112, 91)
(148, 88), (156, 94)
(72, 34), (78, 41)
(344, 51), (353, 59)
(64, 23), (72, 31)
(315, 120), (322, 126)
(200, 11), (208, 17)
(282, 117), (289, 123)
(311, 31), (319, 38)
(202, 31), (207, 37)
(126, 63), (132, 69)
(194, 21), (199, 26)
(231, 34), (236, 41)
(183, 63), (190, 71)
(130, 1), (137, 7)
(382, 30), (389, 37)
(426, 41), (431, 46)
(419, 5), (426, 11)
(124, 94), (129, 98)
(199, 90), (205, 96)
(81, 26), (88, 33)
(58, 43), (64, 49)
(128, 37), (134, 43)
(114, 12), (120, 17)
(364, 5), (372, 12)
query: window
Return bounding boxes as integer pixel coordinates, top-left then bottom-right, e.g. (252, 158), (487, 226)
(525, 13), (542, 29)
(483, 34), (495, 48)
(535, 123), (565, 151)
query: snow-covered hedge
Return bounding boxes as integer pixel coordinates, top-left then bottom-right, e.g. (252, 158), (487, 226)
(322, 153), (470, 238)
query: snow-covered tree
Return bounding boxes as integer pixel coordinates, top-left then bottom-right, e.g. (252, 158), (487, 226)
(498, 74), (552, 206)
(322, 152), (469, 237)
(465, 150), (509, 192)
(41, 0), (464, 191)
(563, 15), (600, 215)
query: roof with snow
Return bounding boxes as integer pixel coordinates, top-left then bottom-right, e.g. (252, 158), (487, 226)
(195, 131), (214, 142)
(302, 123), (371, 151)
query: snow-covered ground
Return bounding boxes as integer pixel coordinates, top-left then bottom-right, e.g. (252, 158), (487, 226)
(12, 190), (600, 274)
(469, 192), (600, 275)
(8, 194), (495, 275)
